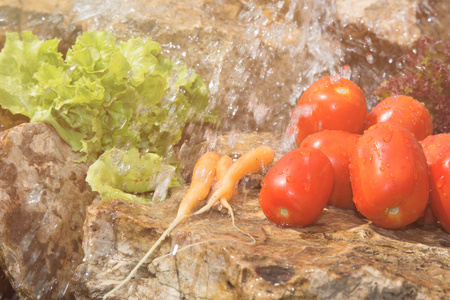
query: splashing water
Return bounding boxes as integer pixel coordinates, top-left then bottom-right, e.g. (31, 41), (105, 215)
(68, 0), (446, 192)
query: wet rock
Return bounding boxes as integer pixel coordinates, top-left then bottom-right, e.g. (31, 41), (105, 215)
(72, 193), (450, 299)
(0, 123), (97, 299)
(336, 0), (421, 48)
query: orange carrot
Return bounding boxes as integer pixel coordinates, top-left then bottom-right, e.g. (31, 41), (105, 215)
(216, 155), (233, 182)
(194, 146), (275, 216)
(103, 151), (220, 299)
(104, 146), (275, 299)
(176, 151), (221, 217)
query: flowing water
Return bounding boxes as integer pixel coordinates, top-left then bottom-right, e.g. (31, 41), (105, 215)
(67, 0), (448, 197)
(0, 0), (448, 298)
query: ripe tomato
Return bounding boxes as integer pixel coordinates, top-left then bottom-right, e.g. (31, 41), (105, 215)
(291, 76), (367, 146)
(259, 147), (334, 227)
(420, 133), (450, 165)
(300, 130), (360, 209)
(349, 123), (429, 229)
(420, 133), (450, 230)
(429, 154), (450, 233)
(365, 95), (433, 141)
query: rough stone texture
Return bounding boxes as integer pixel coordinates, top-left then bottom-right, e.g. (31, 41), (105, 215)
(0, 123), (97, 299)
(336, 0), (421, 48)
(72, 194), (450, 299)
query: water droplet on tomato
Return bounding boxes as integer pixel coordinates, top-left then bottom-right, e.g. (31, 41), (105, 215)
(286, 176), (295, 183)
(304, 181), (311, 192)
(383, 135), (392, 142)
(437, 176), (445, 188)
(379, 166), (385, 171)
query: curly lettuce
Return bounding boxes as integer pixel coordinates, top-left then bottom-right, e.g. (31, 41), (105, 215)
(0, 31), (215, 201)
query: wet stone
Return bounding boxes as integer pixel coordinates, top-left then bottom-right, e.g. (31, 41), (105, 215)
(72, 192), (450, 299)
(0, 123), (97, 299)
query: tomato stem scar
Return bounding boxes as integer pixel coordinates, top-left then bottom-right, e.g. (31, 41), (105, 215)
(388, 206), (399, 215)
(280, 207), (289, 216)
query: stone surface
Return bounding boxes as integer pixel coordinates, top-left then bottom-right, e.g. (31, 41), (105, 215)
(73, 193), (450, 299)
(336, 0), (421, 48)
(0, 123), (97, 299)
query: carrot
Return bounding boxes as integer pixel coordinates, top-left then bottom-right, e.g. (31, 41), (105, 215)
(103, 151), (220, 299)
(194, 146), (275, 216)
(215, 155), (233, 183)
(104, 146), (275, 299)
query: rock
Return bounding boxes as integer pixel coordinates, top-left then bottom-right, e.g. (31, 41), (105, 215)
(0, 123), (97, 299)
(335, 0), (421, 48)
(72, 193), (450, 299)
(0, 268), (16, 299)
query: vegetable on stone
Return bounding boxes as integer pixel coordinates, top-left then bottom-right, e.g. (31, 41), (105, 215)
(0, 30), (216, 200)
(103, 146), (274, 299)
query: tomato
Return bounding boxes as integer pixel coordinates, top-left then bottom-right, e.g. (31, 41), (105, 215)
(420, 133), (450, 230)
(365, 95), (433, 141)
(300, 130), (359, 209)
(291, 76), (367, 146)
(420, 133), (450, 165)
(429, 154), (450, 233)
(349, 123), (429, 229)
(259, 147), (334, 227)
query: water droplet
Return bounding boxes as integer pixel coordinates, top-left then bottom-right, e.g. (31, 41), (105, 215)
(304, 181), (311, 192)
(286, 176), (295, 183)
(383, 135), (392, 142)
(335, 87), (348, 95)
(330, 74), (340, 84)
(437, 176), (445, 188)
(379, 166), (385, 171)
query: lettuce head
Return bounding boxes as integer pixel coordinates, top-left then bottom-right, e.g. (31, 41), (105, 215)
(0, 31), (215, 201)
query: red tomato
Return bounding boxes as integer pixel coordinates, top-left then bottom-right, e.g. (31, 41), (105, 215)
(365, 95), (433, 141)
(349, 123), (429, 229)
(259, 147), (334, 227)
(300, 130), (359, 209)
(429, 154), (450, 233)
(291, 76), (367, 146)
(420, 133), (450, 229)
(420, 133), (450, 165)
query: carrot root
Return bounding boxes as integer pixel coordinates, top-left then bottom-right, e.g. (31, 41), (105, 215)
(219, 198), (256, 245)
(103, 214), (187, 299)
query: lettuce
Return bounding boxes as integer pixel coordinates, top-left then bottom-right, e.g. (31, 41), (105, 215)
(0, 31), (215, 201)
(86, 148), (181, 203)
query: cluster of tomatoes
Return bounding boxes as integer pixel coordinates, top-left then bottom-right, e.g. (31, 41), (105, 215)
(259, 76), (449, 233)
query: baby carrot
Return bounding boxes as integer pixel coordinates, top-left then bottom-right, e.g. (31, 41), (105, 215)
(215, 155), (233, 183)
(103, 151), (220, 299)
(176, 151), (221, 217)
(194, 146), (275, 216)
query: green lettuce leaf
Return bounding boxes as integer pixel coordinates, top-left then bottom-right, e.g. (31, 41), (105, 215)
(0, 30), (216, 201)
(86, 148), (180, 203)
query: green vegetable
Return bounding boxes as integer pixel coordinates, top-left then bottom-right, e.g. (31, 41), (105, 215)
(0, 31), (215, 201)
(86, 148), (181, 203)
